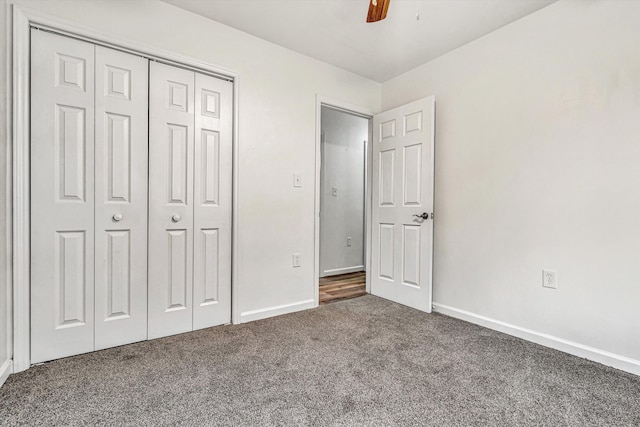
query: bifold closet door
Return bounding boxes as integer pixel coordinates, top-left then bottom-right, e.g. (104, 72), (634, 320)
(148, 62), (232, 339)
(94, 46), (149, 351)
(193, 73), (232, 329)
(31, 30), (149, 363)
(31, 30), (96, 363)
(148, 62), (196, 339)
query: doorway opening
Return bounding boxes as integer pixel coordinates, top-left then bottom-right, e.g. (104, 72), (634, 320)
(318, 106), (370, 304)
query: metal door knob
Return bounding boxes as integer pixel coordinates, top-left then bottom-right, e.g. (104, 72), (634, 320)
(112, 213), (123, 222)
(171, 214), (181, 223)
(413, 212), (430, 220)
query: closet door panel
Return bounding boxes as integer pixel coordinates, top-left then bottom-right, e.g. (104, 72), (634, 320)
(193, 73), (233, 330)
(94, 46), (149, 350)
(31, 30), (96, 363)
(148, 62), (195, 339)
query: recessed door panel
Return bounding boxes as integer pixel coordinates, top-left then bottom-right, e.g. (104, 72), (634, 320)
(200, 229), (220, 305)
(403, 144), (422, 206)
(56, 231), (87, 328)
(148, 62), (195, 339)
(201, 130), (220, 206)
(105, 230), (131, 319)
(168, 229), (189, 310)
(56, 105), (87, 201)
(402, 225), (420, 287)
(379, 149), (395, 207)
(193, 72), (232, 330)
(379, 224), (394, 280)
(168, 124), (189, 204)
(31, 29), (95, 363)
(105, 113), (131, 202)
(94, 46), (149, 351)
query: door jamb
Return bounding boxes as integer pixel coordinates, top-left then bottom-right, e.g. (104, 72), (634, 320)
(10, 5), (241, 373)
(314, 95), (374, 307)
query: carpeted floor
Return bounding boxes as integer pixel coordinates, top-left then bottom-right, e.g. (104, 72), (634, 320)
(1, 295), (639, 426)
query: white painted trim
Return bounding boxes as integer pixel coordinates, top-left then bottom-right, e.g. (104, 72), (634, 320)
(433, 303), (640, 377)
(364, 123), (373, 295)
(11, 4), (241, 371)
(240, 299), (315, 323)
(231, 76), (241, 325)
(321, 265), (365, 277)
(314, 95), (374, 308)
(12, 5), (30, 374)
(4, 0), (15, 379)
(0, 359), (13, 388)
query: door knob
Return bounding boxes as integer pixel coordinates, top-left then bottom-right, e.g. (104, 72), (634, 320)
(413, 212), (430, 220)
(112, 213), (123, 222)
(171, 214), (181, 223)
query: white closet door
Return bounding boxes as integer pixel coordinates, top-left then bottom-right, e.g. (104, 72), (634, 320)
(94, 46), (149, 350)
(31, 30), (96, 363)
(148, 62), (195, 339)
(193, 73), (233, 330)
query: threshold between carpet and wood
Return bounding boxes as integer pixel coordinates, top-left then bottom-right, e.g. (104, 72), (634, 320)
(1, 295), (639, 426)
(319, 271), (366, 304)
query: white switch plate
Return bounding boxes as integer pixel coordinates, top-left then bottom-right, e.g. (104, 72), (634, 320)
(332, 187), (338, 196)
(293, 173), (302, 188)
(347, 237), (352, 247)
(542, 269), (557, 289)
(293, 253), (301, 267)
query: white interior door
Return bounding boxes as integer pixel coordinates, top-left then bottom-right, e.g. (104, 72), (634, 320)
(94, 46), (149, 350)
(148, 62), (195, 339)
(192, 73), (232, 330)
(31, 30), (96, 363)
(370, 97), (435, 312)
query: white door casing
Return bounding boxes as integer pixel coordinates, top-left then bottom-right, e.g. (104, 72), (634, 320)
(370, 97), (435, 312)
(148, 62), (196, 339)
(30, 30), (96, 363)
(193, 73), (233, 330)
(94, 46), (149, 350)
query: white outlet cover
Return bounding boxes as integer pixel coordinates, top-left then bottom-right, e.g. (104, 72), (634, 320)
(542, 269), (557, 289)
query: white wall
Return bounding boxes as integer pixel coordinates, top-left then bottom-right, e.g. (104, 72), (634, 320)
(0, 0), (381, 358)
(320, 107), (368, 277)
(383, 0), (640, 366)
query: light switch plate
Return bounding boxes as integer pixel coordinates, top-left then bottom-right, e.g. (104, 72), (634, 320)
(293, 173), (302, 188)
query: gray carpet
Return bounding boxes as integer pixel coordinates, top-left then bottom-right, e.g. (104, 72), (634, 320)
(1, 295), (639, 426)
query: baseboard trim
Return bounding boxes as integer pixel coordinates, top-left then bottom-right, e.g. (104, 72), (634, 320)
(0, 359), (13, 388)
(321, 265), (365, 277)
(240, 299), (315, 323)
(433, 303), (640, 377)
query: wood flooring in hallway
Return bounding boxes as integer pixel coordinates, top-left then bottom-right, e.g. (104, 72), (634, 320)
(319, 271), (366, 304)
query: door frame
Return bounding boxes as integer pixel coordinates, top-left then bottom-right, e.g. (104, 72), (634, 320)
(10, 5), (241, 373)
(314, 96), (373, 307)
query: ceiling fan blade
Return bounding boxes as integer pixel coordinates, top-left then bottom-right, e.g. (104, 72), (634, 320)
(366, 0), (390, 23)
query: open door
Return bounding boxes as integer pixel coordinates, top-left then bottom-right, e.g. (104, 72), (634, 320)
(370, 97), (435, 312)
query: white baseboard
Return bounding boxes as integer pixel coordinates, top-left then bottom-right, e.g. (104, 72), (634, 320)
(0, 359), (13, 388)
(240, 299), (315, 323)
(321, 265), (365, 277)
(433, 303), (640, 377)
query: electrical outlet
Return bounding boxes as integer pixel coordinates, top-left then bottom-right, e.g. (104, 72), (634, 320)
(293, 174), (302, 188)
(347, 237), (352, 247)
(542, 269), (557, 289)
(293, 253), (301, 268)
